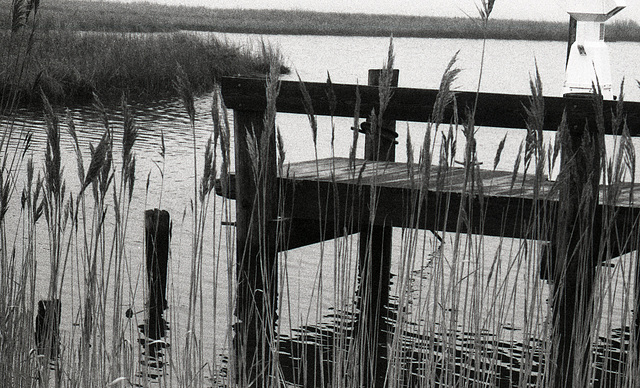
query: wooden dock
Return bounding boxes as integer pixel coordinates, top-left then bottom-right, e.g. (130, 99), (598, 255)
(221, 156), (640, 252)
(219, 70), (640, 387)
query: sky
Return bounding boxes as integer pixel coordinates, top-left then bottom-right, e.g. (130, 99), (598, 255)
(138, 0), (640, 22)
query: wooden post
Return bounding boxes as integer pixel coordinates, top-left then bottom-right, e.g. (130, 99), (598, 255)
(144, 209), (170, 343)
(35, 299), (61, 358)
(551, 97), (602, 387)
(233, 109), (278, 387)
(358, 68), (399, 387)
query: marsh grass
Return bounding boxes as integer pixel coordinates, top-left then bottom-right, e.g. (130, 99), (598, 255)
(3, 0), (640, 42)
(0, 28), (287, 105)
(2, 4), (640, 388)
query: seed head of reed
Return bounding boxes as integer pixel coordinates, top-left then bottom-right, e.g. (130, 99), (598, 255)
(121, 94), (138, 168)
(65, 111), (86, 187)
(493, 133), (507, 170)
(297, 73), (317, 147)
(211, 85), (222, 148)
(10, 0), (36, 33)
(523, 64), (545, 178)
(378, 37), (395, 118)
(98, 134), (113, 198)
(199, 136), (216, 202)
(174, 64), (196, 125)
(120, 95), (138, 202)
(82, 130), (110, 196)
(475, 0), (495, 22)
(431, 52), (460, 131)
(41, 89), (62, 202)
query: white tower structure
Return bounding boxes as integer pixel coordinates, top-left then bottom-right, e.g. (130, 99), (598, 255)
(563, 0), (626, 99)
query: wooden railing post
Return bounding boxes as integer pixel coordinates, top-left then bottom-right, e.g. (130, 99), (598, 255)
(358, 68), (399, 387)
(551, 97), (603, 387)
(233, 109), (278, 387)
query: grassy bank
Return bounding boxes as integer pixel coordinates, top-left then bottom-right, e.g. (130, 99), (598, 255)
(1, 29), (285, 105)
(2, 0), (640, 41)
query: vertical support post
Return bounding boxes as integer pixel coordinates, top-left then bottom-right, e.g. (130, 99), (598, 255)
(144, 209), (170, 343)
(35, 299), (61, 358)
(359, 68), (399, 387)
(551, 97), (602, 387)
(233, 109), (278, 387)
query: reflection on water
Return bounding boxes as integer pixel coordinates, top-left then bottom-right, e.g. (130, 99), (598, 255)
(278, 301), (633, 387)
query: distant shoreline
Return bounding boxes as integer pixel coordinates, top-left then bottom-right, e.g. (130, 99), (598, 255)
(3, 0), (640, 42)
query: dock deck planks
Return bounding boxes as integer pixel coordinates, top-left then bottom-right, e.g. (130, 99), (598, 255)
(284, 157), (639, 208)
(218, 157), (640, 251)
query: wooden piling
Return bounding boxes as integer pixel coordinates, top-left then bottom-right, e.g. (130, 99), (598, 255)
(551, 96), (603, 387)
(144, 209), (170, 341)
(233, 109), (278, 386)
(35, 299), (61, 358)
(358, 68), (399, 386)
(549, 15), (604, 386)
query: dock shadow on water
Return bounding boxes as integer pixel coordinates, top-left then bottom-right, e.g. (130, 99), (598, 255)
(135, 209), (172, 380)
(277, 299), (634, 388)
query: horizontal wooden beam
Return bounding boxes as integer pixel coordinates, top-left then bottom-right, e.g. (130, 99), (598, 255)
(215, 172), (640, 254)
(277, 218), (358, 251)
(221, 76), (640, 135)
(282, 175), (552, 239)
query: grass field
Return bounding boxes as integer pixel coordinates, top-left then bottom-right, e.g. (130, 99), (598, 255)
(0, 29), (284, 105)
(2, 0), (640, 41)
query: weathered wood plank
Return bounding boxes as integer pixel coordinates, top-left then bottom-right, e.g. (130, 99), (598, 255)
(218, 158), (640, 209)
(221, 76), (640, 135)
(279, 158), (639, 208)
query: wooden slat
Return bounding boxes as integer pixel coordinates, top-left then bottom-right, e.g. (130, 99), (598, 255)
(221, 76), (640, 135)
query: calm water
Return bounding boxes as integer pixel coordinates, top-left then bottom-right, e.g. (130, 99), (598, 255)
(5, 33), (640, 383)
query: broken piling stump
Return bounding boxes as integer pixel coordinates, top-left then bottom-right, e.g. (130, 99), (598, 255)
(144, 209), (170, 341)
(35, 299), (61, 359)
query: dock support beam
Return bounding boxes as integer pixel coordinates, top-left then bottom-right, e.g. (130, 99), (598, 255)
(551, 97), (602, 387)
(233, 109), (278, 387)
(358, 68), (399, 387)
